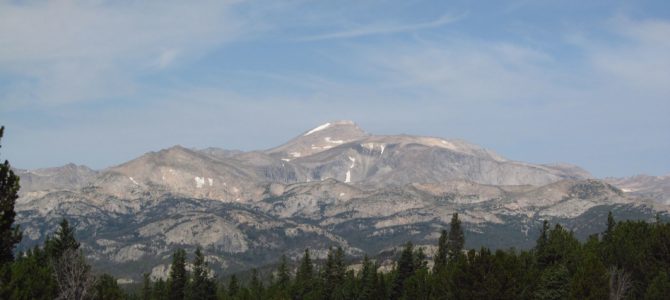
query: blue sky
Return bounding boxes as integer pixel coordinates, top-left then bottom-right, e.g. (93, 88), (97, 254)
(0, 0), (668, 177)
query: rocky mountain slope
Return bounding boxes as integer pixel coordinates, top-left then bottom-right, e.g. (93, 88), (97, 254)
(606, 174), (670, 205)
(14, 121), (668, 282)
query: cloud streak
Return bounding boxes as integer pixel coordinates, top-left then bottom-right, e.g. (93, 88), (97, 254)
(299, 13), (465, 41)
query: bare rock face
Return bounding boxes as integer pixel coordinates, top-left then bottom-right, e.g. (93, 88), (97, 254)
(13, 121), (668, 281)
(606, 174), (670, 205)
(15, 163), (98, 194)
(266, 120), (368, 160)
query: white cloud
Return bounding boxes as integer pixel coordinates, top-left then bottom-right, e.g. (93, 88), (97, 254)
(588, 17), (670, 97)
(0, 0), (249, 107)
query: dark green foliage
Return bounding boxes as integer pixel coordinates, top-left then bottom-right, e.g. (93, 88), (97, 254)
(568, 235), (608, 299)
(228, 274), (239, 298)
(390, 242), (415, 300)
(46, 218), (81, 260)
(644, 271), (670, 300)
(93, 273), (125, 300)
(0, 126), (22, 266)
(536, 224), (580, 271)
(447, 213), (464, 261)
(358, 255), (378, 300)
(321, 246), (346, 299)
(292, 249), (316, 299)
(534, 264), (570, 300)
(267, 254), (291, 299)
(3, 246), (57, 299)
(141, 273), (152, 300)
(154, 279), (169, 300)
(433, 229), (448, 275)
(190, 247), (216, 300)
(168, 248), (188, 300)
(249, 268), (264, 300)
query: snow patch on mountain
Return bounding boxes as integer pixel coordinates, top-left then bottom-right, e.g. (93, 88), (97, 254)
(325, 137), (345, 144)
(195, 177), (206, 188)
(304, 123), (331, 136)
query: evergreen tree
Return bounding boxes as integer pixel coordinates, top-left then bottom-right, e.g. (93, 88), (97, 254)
(270, 254), (291, 299)
(0, 126), (22, 266)
(433, 229), (448, 274)
(249, 268), (264, 300)
(570, 245), (608, 300)
(141, 273), (152, 300)
(534, 264), (570, 300)
(191, 247), (216, 300)
(92, 273), (125, 300)
(321, 246), (346, 299)
(447, 213), (464, 261)
(604, 211), (616, 242)
(644, 271), (670, 300)
(537, 224), (580, 271)
(390, 242), (415, 300)
(293, 249), (315, 300)
(358, 255), (378, 300)
(168, 249), (188, 300)
(47, 218), (80, 260)
(154, 279), (169, 300)
(339, 270), (357, 300)
(228, 275), (240, 299)
(536, 220), (551, 269)
(402, 267), (430, 300)
(3, 245), (58, 299)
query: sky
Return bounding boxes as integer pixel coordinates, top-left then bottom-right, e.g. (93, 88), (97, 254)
(0, 0), (669, 178)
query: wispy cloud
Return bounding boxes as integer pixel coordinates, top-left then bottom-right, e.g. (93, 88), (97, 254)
(299, 13), (465, 41)
(0, 1), (251, 108)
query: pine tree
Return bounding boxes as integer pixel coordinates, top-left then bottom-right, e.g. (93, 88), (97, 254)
(293, 249), (315, 300)
(47, 218), (80, 260)
(534, 264), (570, 300)
(92, 273), (125, 300)
(644, 271), (670, 300)
(358, 255), (379, 300)
(390, 242), (415, 300)
(4, 245), (58, 299)
(249, 268), (264, 300)
(141, 273), (152, 300)
(154, 278), (169, 300)
(536, 220), (550, 268)
(433, 229), (448, 274)
(321, 246), (346, 299)
(570, 245), (608, 300)
(191, 247), (216, 300)
(447, 213), (464, 261)
(604, 211), (616, 242)
(0, 126), (22, 266)
(168, 249), (188, 300)
(270, 254), (291, 299)
(228, 274), (239, 298)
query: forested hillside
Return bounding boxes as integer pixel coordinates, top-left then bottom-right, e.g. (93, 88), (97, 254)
(3, 212), (670, 299)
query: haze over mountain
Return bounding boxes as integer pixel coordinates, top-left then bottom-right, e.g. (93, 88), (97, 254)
(13, 121), (668, 282)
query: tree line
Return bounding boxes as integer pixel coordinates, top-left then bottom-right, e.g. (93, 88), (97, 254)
(142, 212), (670, 300)
(2, 126), (670, 299)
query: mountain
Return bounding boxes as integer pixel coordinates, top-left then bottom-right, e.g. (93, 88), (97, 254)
(15, 163), (98, 193)
(606, 174), (670, 205)
(13, 120), (667, 282)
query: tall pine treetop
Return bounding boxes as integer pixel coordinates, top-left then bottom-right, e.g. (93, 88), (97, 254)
(0, 126), (22, 265)
(447, 213), (464, 261)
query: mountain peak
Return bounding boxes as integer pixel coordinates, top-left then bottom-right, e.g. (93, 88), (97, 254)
(267, 121), (367, 159)
(303, 120), (361, 136)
